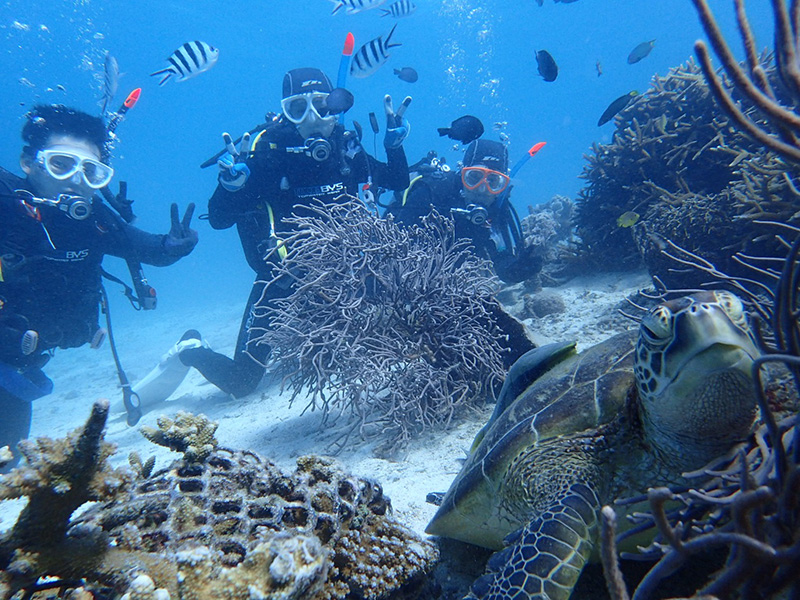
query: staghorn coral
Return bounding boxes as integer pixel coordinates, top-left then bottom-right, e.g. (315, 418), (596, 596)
(140, 412), (219, 462)
(574, 55), (799, 287)
(0, 400), (132, 599)
(1, 408), (438, 600)
(253, 197), (511, 455)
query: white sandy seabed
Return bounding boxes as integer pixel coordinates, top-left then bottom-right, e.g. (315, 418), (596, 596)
(0, 269), (652, 542)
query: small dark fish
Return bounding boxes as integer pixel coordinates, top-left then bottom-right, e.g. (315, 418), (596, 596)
(598, 90), (639, 126)
(627, 39), (655, 64)
(350, 25), (401, 78)
(437, 115), (484, 145)
(535, 50), (558, 82)
(381, 0), (416, 17)
(595, 60), (603, 77)
(369, 112), (380, 134)
(101, 51), (119, 114)
(325, 87), (354, 114)
(394, 66), (418, 83)
(150, 40), (219, 86)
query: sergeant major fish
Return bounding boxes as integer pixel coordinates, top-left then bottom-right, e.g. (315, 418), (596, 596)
(150, 40), (219, 86)
(331, 0), (386, 14)
(381, 0), (416, 17)
(350, 25), (401, 78)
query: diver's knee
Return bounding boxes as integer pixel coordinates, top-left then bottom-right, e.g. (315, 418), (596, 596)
(228, 368), (263, 398)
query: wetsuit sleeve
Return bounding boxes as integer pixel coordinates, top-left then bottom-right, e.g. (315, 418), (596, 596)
(490, 202), (542, 284)
(99, 207), (184, 267)
(207, 184), (256, 230)
(207, 136), (281, 230)
(366, 146), (410, 191)
(386, 178), (434, 226)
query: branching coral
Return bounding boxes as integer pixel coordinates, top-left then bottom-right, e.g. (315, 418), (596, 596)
(574, 54), (799, 286)
(0, 400), (132, 599)
(253, 197), (509, 454)
(140, 412), (219, 463)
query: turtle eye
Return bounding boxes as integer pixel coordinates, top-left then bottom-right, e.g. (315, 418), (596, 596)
(713, 290), (748, 328)
(640, 307), (672, 346)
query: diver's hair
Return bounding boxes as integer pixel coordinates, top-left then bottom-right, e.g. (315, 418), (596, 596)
(21, 104), (110, 161)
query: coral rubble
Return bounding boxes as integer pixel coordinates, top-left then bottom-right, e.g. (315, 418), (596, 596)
(0, 408), (438, 600)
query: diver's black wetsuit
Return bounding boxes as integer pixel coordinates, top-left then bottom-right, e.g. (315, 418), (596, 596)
(386, 169), (540, 284)
(181, 120), (409, 398)
(0, 167), (187, 463)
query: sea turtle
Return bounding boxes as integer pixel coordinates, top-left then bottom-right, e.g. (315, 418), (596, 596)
(426, 290), (761, 600)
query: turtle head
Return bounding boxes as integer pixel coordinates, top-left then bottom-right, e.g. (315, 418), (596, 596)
(635, 291), (760, 470)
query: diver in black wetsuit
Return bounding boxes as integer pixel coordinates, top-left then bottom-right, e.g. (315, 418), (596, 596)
(178, 67), (410, 398)
(386, 138), (541, 285)
(0, 104), (198, 466)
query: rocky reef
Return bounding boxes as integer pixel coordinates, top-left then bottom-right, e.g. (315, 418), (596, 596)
(519, 195), (576, 287)
(0, 405), (438, 600)
(575, 55), (799, 287)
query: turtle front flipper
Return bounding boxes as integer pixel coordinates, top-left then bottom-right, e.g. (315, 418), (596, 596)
(467, 482), (601, 600)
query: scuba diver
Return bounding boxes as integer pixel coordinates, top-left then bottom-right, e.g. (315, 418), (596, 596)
(174, 67), (411, 399)
(0, 104), (198, 468)
(386, 138), (542, 285)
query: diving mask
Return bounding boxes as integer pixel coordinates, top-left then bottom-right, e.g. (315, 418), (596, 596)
(461, 166), (510, 195)
(281, 92), (332, 124)
(36, 149), (114, 189)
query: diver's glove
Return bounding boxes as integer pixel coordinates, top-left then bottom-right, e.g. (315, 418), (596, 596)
(383, 94), (412, 149)
(217, 132), (251, 192)
(164, 202), (198, 257)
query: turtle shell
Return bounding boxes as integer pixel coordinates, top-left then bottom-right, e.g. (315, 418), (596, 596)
(426, 330), (637, 550)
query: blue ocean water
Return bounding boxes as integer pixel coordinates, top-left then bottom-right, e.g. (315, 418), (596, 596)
(0, 0), (774, 325)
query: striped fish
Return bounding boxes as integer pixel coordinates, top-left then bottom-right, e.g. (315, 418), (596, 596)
(350, 25), (401, 79)
(381, 0), (416, 17)
(150, 41), (219, 86)
(330, 0), (386, 14)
